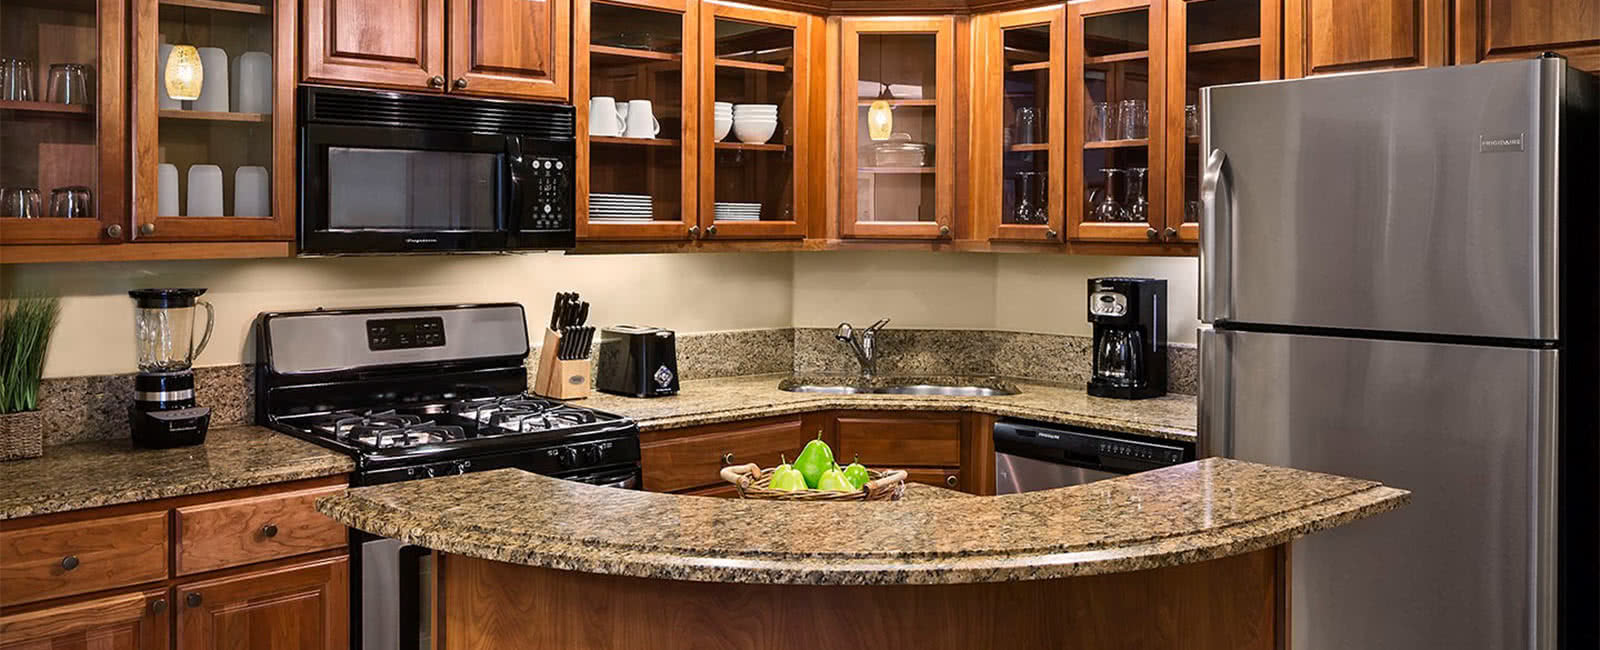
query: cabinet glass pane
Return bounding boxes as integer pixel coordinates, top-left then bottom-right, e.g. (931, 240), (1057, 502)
(856, 33), (936, 223)
(154, 1), (275, 218)
(1002, 25), (1050, 226)
(588, 2), (684, 224)
(1084, 9), (1149, 57)
(1082, 9), (1150, 224)
(712, 19), (795, 223)
(1183, 0), (1260, 222)
(1, 0), (100, 220)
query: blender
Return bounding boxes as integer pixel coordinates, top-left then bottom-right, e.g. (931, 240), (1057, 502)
(128, 288), (215, 448)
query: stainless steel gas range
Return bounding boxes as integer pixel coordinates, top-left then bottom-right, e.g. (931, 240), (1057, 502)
(254, 303), (641, 650)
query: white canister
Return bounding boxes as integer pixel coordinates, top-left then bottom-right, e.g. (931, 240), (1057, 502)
(232, 51), (272, 114)
(158, 42), (183, 110)
(193, 47), (230, 112)
(233, 166), (270, 217)
(186, 164), (224, 216)
(157, 163), (180, 216)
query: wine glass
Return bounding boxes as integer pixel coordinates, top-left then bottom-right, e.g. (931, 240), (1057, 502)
(1089, 169), (1127, 222)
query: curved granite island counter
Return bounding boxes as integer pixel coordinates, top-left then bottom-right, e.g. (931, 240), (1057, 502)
(319, 458), (1408, 649)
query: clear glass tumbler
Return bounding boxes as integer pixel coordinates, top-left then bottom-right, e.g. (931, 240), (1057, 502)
(1185, 104), (1200, 138)
(1086, 101), (1114, 142)
(49, 186), (92, 218)
(2, 58), (34, 101)
(1, 187), (42, 218)
(1118, 98), (1148, 140)
(47, 63), (89, 105)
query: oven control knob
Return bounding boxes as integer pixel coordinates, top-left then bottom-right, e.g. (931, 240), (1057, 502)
(425, 466), (437, 478)
(453, 460), (469, 475)
(579, 445), (601, 465)
(557, 447), (579, 469)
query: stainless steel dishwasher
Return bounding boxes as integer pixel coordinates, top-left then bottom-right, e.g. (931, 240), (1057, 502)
(993, 418), (1193, 494)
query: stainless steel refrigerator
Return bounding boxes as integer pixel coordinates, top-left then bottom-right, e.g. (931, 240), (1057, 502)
(1198, 56), (1597, 650)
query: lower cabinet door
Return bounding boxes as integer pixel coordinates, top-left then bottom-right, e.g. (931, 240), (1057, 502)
(175, 556), (349, 650)
(0, 589), (169, 650)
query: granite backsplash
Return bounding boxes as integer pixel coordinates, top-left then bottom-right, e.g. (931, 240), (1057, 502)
(35, 327), (1194, 446)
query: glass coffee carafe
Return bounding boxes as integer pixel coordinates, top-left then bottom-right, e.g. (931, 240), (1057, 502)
(1094, 328), (1144, 387)
(130, 289), (214, 373)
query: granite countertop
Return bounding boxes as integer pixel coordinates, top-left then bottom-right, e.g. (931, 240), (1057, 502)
(317, 458), (1408, 586)
(0, 426), (353, 521)
(582, 373), (1197, 441)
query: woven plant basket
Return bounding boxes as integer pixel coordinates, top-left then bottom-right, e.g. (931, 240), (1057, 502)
(719, 463), (907, 501)
(0, 410), (44, 461)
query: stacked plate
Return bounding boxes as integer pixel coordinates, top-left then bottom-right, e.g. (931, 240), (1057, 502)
(714, 202), (761, 221)
(589, 193), (653, 222)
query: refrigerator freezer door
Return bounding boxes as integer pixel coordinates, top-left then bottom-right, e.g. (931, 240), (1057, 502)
(1199, 59), (1561, 340)
(1200, 328), (1559, 650)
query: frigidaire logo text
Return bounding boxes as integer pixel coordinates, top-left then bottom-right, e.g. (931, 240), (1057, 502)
(404, 238), (439, 244)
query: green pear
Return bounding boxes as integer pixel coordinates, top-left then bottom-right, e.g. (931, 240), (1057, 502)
(816, 464), (856, 492)
(842, 454), (871, 490)
(793, 435), (835, 489)
(769, 455), (808, 491)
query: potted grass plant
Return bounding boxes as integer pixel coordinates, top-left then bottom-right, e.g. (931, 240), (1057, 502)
(0, 295), (60, 461)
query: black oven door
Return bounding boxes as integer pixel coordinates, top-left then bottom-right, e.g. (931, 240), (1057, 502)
(300, 123), (514, 254)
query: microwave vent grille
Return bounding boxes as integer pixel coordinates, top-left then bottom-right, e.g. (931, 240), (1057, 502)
(301, 87), (574, 139)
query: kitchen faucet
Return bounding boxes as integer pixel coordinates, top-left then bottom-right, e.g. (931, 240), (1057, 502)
(835, 319), (890, 379)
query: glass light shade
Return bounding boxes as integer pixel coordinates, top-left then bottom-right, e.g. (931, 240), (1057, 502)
(165, 44), (203, 101)
(867, 100), (893, 141)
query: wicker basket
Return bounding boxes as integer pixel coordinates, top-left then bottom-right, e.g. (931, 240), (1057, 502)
(719, 463), (907, 501)
(0, 410), (44, 462)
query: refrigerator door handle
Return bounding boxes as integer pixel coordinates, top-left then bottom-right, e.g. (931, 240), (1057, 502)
(1196, 328), (1231, 458)
(1199, 148), (1232, 322)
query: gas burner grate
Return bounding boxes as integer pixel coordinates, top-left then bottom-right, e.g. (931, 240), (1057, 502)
(450, 394), (599, 434)
(352, 423), (466, 450)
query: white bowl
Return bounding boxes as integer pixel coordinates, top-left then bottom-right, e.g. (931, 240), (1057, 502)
(732, 116), (778, 126)
(714, 116), (732, 141)
(735, 103), (778, 112)
(734, 109), (778, 118)
(733, 120), (778, 144)
(714, 101), (733, 112)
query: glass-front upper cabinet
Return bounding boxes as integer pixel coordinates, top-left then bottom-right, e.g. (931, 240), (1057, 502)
(976, 5), (1065, 244)
(1166, 0), (1277, 243)
(577, 0), (698, 241)
(1066, 0), (1166, 242)
(839, 17), (954, 240)
(131, 0), (295, 241)
(698, 1), (814, 241)
(0, 0), (125, 245)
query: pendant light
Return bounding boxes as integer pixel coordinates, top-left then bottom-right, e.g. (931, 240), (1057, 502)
(165, 9), (202, 101)
(866, 36), (892, 141)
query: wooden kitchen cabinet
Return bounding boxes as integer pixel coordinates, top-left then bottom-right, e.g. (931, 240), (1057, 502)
(302, 0), (567, 101)
(640, 415), (816, 492)
(973, 5), (1067, 245)
(1283, 0), (1448, 77)
(1454, 0), (1600, 72)
(904, 467), (962, 490)
(833, 412), (962, 467)
(175, 555), (348, 650)
(837, 16), (957, 240)
(0, 589), (169, 650)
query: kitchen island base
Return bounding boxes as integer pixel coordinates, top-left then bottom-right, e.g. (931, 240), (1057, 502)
(436, 546), (1285, 649)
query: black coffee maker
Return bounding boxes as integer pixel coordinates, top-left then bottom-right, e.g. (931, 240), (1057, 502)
(1087, 277), (1166, 400)
(128, 289), (214, 448)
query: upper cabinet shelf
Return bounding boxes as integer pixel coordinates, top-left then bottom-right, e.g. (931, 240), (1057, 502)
(158, 0), (270, 15)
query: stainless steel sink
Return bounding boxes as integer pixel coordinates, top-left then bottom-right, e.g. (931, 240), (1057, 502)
(778, 376), (1020, 396)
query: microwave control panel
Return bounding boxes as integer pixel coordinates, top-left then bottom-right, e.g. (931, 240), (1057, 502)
(524, 156), (572, 231)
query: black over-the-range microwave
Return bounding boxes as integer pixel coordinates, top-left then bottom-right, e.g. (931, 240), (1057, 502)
(298, 86), (576, 254)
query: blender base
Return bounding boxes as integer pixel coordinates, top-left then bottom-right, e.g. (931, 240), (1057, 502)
(130, 405), (211, 448)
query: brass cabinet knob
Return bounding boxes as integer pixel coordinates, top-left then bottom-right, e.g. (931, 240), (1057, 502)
(105, 224), (123, 238)
(428, 75), (445, 88)
(60, 555), (79, 571)
(705, 224), (717, 237)
(150, 598), (167, 614)
(938, 225), (951, 237)
(139, 223), (156, 235)
(1045, 228), (1058, 240)
(688, 225), (699, 238)
(453, 78), (468, 90)
(721, 452), (734, 465)
(186, 593), (202, 608)
(261, 523), (279, 538)
(1145, 227), (1159, 241)
(944, 475), (958, 488)
(1164, 227), (1178, 240)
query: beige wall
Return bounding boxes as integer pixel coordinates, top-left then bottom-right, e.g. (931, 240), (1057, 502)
(4, 249), (1198, 378)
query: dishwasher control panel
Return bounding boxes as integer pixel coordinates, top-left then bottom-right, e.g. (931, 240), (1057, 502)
(993, 418), (1191, 471)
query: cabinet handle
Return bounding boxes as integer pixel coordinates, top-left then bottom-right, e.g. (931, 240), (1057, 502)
(688, 225), (699, 238)
(453, 78), (468, 90)
(705, 224), (717, 237)
(944, 475), (958, 488)
(150, 598), (167, 614)
(1045, 228), (1058, 240)
(1145, 227), (1159, 241)
(1164, 227), (1178, 241)
(186, 593), (202, 608)
(60, 555), (79, 571)
(105, 224), (123, 238)
(428, 75), (445, 88)
(261, 523), (279, 538)
(938, 225), (951, 238)
(721, 452), (734, 465)
(139, 223), (156, 235)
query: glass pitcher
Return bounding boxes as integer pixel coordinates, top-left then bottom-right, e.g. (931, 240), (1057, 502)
(129, 289), (214, 373)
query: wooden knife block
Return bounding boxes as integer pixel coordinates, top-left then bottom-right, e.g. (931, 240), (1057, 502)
(533, 328), (590, 400)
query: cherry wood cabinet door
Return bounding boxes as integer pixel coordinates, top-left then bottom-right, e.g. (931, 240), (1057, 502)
(302, 0), (446, 91)
(175, 556), (348, 650)
(0, 589), (169, 650)
(448, 0), (570, 101)
(1455, 0), (1600, 72)
(1283, 0), (1447, 77)
(973, 5), (1067, 245)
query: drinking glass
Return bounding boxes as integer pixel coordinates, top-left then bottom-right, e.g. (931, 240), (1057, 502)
(1185, 200), (1201, 223)
(47, 64), (89, 105)
(2, 58), (34, 101)
(1012, 106), (1039, 145)
(1117, 99), (1148, 140)
(1011, 171), (1047, 224)
(1, 187), (43, 218)
(1185, 104), (1200, 138)
(1125, 168), (1148, 223)
(1086, 101), (1114, 142)
(49, 186), (92, 218)
(1088, 169), (1127, 222)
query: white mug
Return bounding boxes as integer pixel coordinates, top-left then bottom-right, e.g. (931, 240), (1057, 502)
(193, 47), (229, 112)
(623, 99), (660, 138)
(234, 166), (270, 217)
(157, 163), (180, 216)
(587, 96), (624, 137)
(186, 164), (223, 216)
(232, 51), (272, 114)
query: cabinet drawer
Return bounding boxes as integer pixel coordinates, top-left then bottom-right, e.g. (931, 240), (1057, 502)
(905, 467), (962, 491)
(0, 511), (169, 608)
(836, 414), (962, 467)
(642, 418), (813, 492)
(175, 485), (348, 576)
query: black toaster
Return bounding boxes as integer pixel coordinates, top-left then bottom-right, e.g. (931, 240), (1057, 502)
(596, 325), (679, 397)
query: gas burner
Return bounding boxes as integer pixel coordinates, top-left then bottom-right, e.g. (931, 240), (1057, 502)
(351, 423), (465, 450)
(450, 394), (598, 434)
